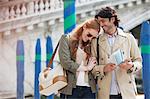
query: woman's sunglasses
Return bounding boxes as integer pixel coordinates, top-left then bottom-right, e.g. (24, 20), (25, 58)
(87, 32), (93, 37)
(87, 32), (97, 39)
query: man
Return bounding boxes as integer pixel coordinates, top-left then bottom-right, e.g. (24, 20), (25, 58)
(91, 7), (142, 99)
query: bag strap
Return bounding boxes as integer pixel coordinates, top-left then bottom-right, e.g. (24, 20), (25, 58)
(97, 37), (99, 65)
(47, 41), (59, 68)
(47, 34), (69, 69)
(95, 36), (100, 84)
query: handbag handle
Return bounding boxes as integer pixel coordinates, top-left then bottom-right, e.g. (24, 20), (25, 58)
(47, 41), (59, 68)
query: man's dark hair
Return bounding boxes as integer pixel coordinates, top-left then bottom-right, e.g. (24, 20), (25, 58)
(95, 7), (120, 27)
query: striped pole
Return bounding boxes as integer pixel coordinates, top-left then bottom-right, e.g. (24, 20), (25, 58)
(46, 36), (54, 99)
(34, 39), (41, 99)
(140, 21), (150, 99)
(64, 0), (76, 34)
(16, 40), (24, 99)
(46, 36), (53, 68)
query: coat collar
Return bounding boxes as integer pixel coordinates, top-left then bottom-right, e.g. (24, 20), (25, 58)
(98, 28), (127, 55)
(117, 28), (127, 37)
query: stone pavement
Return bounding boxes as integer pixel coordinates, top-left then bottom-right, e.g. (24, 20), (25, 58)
(136, 94), (144, 99)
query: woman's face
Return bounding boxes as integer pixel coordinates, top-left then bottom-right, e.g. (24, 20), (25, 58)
(82, 27), (99, 42)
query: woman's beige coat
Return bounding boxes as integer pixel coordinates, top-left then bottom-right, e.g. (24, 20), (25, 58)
(91, 28), (142, 99)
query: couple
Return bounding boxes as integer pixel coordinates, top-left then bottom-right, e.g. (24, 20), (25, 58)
(58, 7), (142, 99)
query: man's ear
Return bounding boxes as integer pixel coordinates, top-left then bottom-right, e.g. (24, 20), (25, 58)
(111, 17), (115, 22)
(83, 24), (87, 30)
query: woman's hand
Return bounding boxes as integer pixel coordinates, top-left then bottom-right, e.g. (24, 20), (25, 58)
(77, 57), (97, 71)
(87, 57), (97, 71)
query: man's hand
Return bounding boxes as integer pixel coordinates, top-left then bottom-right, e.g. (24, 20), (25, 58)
(119, 58), (133, 70)
(104, 63), (116, 73)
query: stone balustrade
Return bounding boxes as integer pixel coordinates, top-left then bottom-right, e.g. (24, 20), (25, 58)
(0, 0), (63, 21)
(0, 0), (149, 33)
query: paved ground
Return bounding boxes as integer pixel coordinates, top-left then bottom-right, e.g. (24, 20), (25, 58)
(136, 94), (144, 99)
(0, 93), (145, 99)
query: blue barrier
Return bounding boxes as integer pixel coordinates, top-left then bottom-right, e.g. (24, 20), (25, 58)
(64, 0), (76, 34)
(46, 36), (54, 99)
(140, 21), (150, 99)
(16, 40), (24, 99)
(34, 39), (41, 99)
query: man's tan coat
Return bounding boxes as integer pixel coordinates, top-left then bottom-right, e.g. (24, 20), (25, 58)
(91, 28), (142, 99)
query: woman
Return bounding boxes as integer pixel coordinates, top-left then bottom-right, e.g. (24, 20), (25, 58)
(58, 18), (100, 99)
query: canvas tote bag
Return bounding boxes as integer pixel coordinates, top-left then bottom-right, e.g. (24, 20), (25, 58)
(39, 41), (67, 96)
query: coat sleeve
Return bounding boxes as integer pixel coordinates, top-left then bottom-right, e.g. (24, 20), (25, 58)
(127, 33), (142, 73)
(58, 35), (79, 74)
(91, 38), (105, 79)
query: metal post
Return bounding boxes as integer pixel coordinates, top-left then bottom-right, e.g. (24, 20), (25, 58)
(64, 0), (76, 34)
(16, 40), (24, 99)
(34, 38), (41, 99)
(140, 21), (150, 99)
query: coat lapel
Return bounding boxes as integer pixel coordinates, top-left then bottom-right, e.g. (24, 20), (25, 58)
(98, 28), (127, 54)
(112, 28), (127, 52)
(99, 34), (111, 55)
(112, 35), (127, 52)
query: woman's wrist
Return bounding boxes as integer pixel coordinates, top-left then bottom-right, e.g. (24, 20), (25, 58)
(77, 65), (88, 71)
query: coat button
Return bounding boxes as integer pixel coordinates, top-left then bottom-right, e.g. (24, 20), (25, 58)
(122, 51), (124, 54)
(129, 81), (132, 84)
(98, 87), (100, 90)
(135, 67), (138, 71)
(101, 58), (103, 60)
(100, 78), (103, 80)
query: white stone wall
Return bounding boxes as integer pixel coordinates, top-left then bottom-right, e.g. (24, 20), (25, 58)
(0, 22), (64, 97)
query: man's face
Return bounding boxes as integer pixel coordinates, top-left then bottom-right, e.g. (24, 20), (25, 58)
(97, 17), (115, 34)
